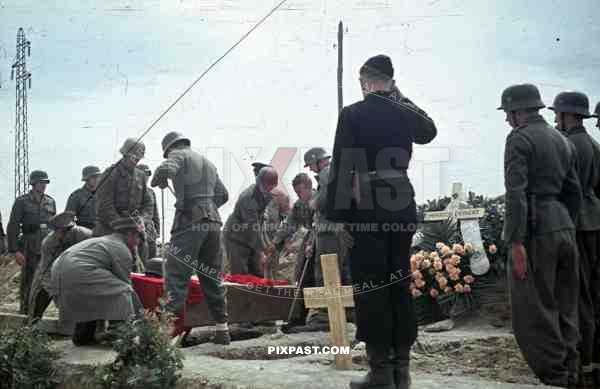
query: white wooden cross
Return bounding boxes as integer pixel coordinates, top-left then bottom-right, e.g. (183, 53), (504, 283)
(303, 253), (354, 370)
(423, 182), (490, 275)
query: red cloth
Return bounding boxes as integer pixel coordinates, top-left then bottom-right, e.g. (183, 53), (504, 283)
(130, 273), (289, 336)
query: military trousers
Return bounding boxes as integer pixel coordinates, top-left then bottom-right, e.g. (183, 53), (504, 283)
(19, 252), (41, 315)
(165, 219), (228, 323)
(224, 236), (263, 278)
(349, 227), (417, 350)
(509, 229), (579, 387)
(576, 230), (600, 369)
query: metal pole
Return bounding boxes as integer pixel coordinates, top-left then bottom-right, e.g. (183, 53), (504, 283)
(161, 188), (166, 279)
(337, 21), (343, 113)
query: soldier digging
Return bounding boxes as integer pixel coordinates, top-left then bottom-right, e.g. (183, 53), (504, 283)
(499, 84), (581, 388)
(224, 166), (279, 277)
(7, 170), (57, 315)
(151, 131), (231, 344)
(550, 91), (600, 388)
(136, 164), (161, 260)
(65, 165), (101, 229)
(94, 138), (154, 265)
(325, 54), (437, 389)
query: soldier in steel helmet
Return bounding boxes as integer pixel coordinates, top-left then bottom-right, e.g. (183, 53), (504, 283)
(136, 164), (160, 260)
(594, 101), (600, 130)
(6, 170), (57, 314)
(93, 138), (154, 266)
(499, 84), (582, 387)
(325, 54), (437, 389)
(65, 165), (101, 230)
(28, 211), (92, 323)
(550, 91), (600, 387)
(151, 131), (230, 344)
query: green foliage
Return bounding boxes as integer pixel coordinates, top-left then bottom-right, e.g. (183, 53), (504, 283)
(0, 323), (57, 389)
(96, 312), (184, 389)
(417, 218), (460, 252)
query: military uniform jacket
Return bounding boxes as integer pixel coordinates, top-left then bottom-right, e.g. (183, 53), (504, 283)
(563, 126), (600, 231)
(65, 186), (96, 229)
(272, 196), (315, 246)
(503, 114), (581, 243)
(152, 146), (227, 230)
(37, 226), (92, 290)
(325, 90), (437, 223)
(94, 161), (154, 236)
(224, 183), (271, 251)
(7, 191), (56, 255)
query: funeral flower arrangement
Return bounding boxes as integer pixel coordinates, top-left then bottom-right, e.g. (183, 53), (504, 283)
(410, 242), (476, 300)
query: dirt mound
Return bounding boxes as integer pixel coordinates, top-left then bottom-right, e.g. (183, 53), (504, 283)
(412, 336), (539, 385)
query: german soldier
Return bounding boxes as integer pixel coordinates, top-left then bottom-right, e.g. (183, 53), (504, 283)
(28, 211), (91, 322)
(65, 165), (101, 230)
(151, 131), (230, 344)
(550, 91), (600, 388)
(136, 164), (160, 260)
(325, 54), (437, 389)
(499, 84), (581, 388)
(93, 138), (154, 265)
(224, 167), (279, 277)
(7, 170), (57, 314)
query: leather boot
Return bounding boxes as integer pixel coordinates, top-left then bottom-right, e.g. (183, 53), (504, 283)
(349, 344), (395, 389)
(390, 347), (411, 389)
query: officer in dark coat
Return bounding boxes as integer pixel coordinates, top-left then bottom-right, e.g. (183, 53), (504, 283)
(326, 55), (437, 389)
(549, 91), (600, 388)
(65, 165), (101, 229)
(7, 170), (57, 314)
(499, 84), (581, 388)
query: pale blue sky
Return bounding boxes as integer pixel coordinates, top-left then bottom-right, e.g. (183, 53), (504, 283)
(1, 0), (598, 234)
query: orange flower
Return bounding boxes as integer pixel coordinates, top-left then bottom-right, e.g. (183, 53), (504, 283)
(436, 242), (445, 250)
(412, 289), (422, 298)
(464, 243), (474, 253)
(445, 264), (456, 273)
(463, 275), (475, 284)
(438, 277), (448, 289)
(433, 260), (443, 271)
(409, 282), (416, 291)
(444, 286), (453, 294)
(455, 284), (464, 293)
(415, 279), (426, 289)
(430, 251), (440, 259)
(449, 273), (461, 281)
(422, 259), (432, 269)
(453, 244), (464, 255)
(464, 285), (472, 293)
(430, 288), (439, 298)
(441, 246), (451, 256)
(450, 255), (461, 266)
(488, 244), (498, 254)
(412, 271), (423, 280)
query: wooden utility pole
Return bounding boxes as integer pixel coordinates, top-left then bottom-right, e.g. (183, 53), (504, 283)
(337, 21), (343, 113)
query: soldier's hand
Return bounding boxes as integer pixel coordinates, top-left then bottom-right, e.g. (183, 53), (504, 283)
(14, 251), (25, 266)
(511, 243), (527, 280)
(304, 242), (314, 258)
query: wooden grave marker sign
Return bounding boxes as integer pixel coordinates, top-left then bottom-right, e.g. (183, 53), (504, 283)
(303, 253), (354, 370)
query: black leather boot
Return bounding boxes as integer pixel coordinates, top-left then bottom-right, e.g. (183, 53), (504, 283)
(349, 344), (395, 389)
(390, 347), (411, 389)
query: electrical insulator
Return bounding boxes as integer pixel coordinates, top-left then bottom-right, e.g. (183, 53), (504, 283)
(28, 74), (31, 88)
(10, 68), (14, 80)
(27, 41), (31, 56)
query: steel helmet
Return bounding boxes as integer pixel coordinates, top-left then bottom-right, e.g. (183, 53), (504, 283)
(593, 101), (600, 118)
(548, 91), (592, 118)
(161, 131), (190, 158)
(497, 84), (545, 112)
(29, 170), (50, 185)
(119, 138), (145, 159)
(303, 147), (331, 167)
(81, 165), (101, 181)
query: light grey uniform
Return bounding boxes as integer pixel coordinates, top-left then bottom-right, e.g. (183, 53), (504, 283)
(151, 146), (229, 322)
(49, 234), (143, 326)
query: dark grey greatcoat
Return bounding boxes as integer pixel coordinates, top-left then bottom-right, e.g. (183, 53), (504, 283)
(503, 113), (581, 387)
(325, 90), (437, 350)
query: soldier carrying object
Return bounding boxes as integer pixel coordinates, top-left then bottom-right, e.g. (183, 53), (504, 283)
(549, 91), (600, 388)
(28, 211), (92, 322)
(65, 165), (101, 230)
(93, 138), (154, 265)
(7, 170), (56, 315)
(500, 83), (581, 388)
(151, 131), (231, 344)
(224, 167), (279, 278)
